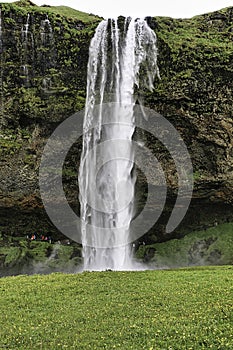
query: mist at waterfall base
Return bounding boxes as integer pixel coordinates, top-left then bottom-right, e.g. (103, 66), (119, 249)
(79, 17), (160, 271)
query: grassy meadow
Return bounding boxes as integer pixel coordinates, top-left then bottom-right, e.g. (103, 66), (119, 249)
(0, 266), (232, 349)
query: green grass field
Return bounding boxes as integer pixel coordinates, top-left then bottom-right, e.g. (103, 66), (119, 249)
(0, 267), (232, 349)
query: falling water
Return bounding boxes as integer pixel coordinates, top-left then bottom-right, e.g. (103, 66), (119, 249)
(40, 14), (54, 92)
(40, 15), (53, 45)
(21, 14), (32, 86)
(0, 8), (3, 122)
(0, 9), (2, 53)
(21, 13), (30, 42)
(20, 64), (29, 85)
(41, 77), (52, 92)
(79, 17), (159, 271)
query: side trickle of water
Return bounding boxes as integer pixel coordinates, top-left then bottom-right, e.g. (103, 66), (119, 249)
(0, 9), (2, 53)
(21, 13), (30, 42)
(79, 17), (159, 271)
(21, 64), (29, 85)
(0, 9), (4, 124)
(21, 13), (35, 87)
(40, 15), (53, 46)
(40, 15), (54, 92)
(21, 14), (30, 86)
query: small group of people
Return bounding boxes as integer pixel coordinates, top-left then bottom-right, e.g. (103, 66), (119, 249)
(40, 235), (51, 242)
(27, 233), (52, 243)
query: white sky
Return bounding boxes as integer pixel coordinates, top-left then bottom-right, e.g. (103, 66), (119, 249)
(2, 0), (233, 18)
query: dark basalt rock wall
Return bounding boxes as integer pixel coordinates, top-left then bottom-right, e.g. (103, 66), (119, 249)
(0, 1), (232, 242)
(142, 9), (233, 242)
(0, 1), (100, 239)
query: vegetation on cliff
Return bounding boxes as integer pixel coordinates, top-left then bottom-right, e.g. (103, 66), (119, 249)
(0, 222), (232, 275)
(136, 222), (233, 267)
(0, 234), (82, 276)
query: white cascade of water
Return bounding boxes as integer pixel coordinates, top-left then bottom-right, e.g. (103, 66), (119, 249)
(21, 13), (30, 43)
(40, 15), (54, 92)
(21, 13), (30, 86)
(40, 15), (53, 45)
(0, 9), (2, 53)
(20, 64), (29, 85)
(42, 77), (52, 91)
(0, 8), (3, 122)
(79, 17), (159, 271)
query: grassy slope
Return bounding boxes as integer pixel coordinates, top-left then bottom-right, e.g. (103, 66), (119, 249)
(155, 7), (233, 52)
(2, 0), (100, 23)
(0, 223), (232, 274)
(48, 5), (100, 22)
(0, 267), (232, 349)
(136, 223), (233, 267)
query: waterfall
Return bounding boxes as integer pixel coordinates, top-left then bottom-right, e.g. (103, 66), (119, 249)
(40, 14), (54, 92)
(40, 15), (53, 46)
(21, 13), (34, 86)
(21, 13), (30, 42)
(21, 14), (30, 86)
(79, 17), (159, 271)
(0, 9), (2, 53)
(42, 77), (52, 91)
(20, 65), (29, 85)
(0, 8), (3, 122)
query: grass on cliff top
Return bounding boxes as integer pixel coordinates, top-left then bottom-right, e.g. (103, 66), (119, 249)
(0, 267), (232, 349)
(48, 5), (101, 22)
(2, 0), (100, 23)
(155, 7), (233, 53)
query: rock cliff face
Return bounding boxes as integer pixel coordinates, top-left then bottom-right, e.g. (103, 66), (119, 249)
(0, 1), (232, 243)
(0, 0), (100, 238)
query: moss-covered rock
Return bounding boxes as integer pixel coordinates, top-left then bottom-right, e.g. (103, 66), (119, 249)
(0, 235), (82, 276)
(136, 222), (233, 267)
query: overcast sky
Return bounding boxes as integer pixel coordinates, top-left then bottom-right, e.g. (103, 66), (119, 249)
(3, 0), (233, 18)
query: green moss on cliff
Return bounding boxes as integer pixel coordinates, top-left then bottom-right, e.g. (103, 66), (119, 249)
(0, 237), (82, 276)
(0, 133), (22, 156)
(136, 222), (233, 267)
(0, 0), (99, 129)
